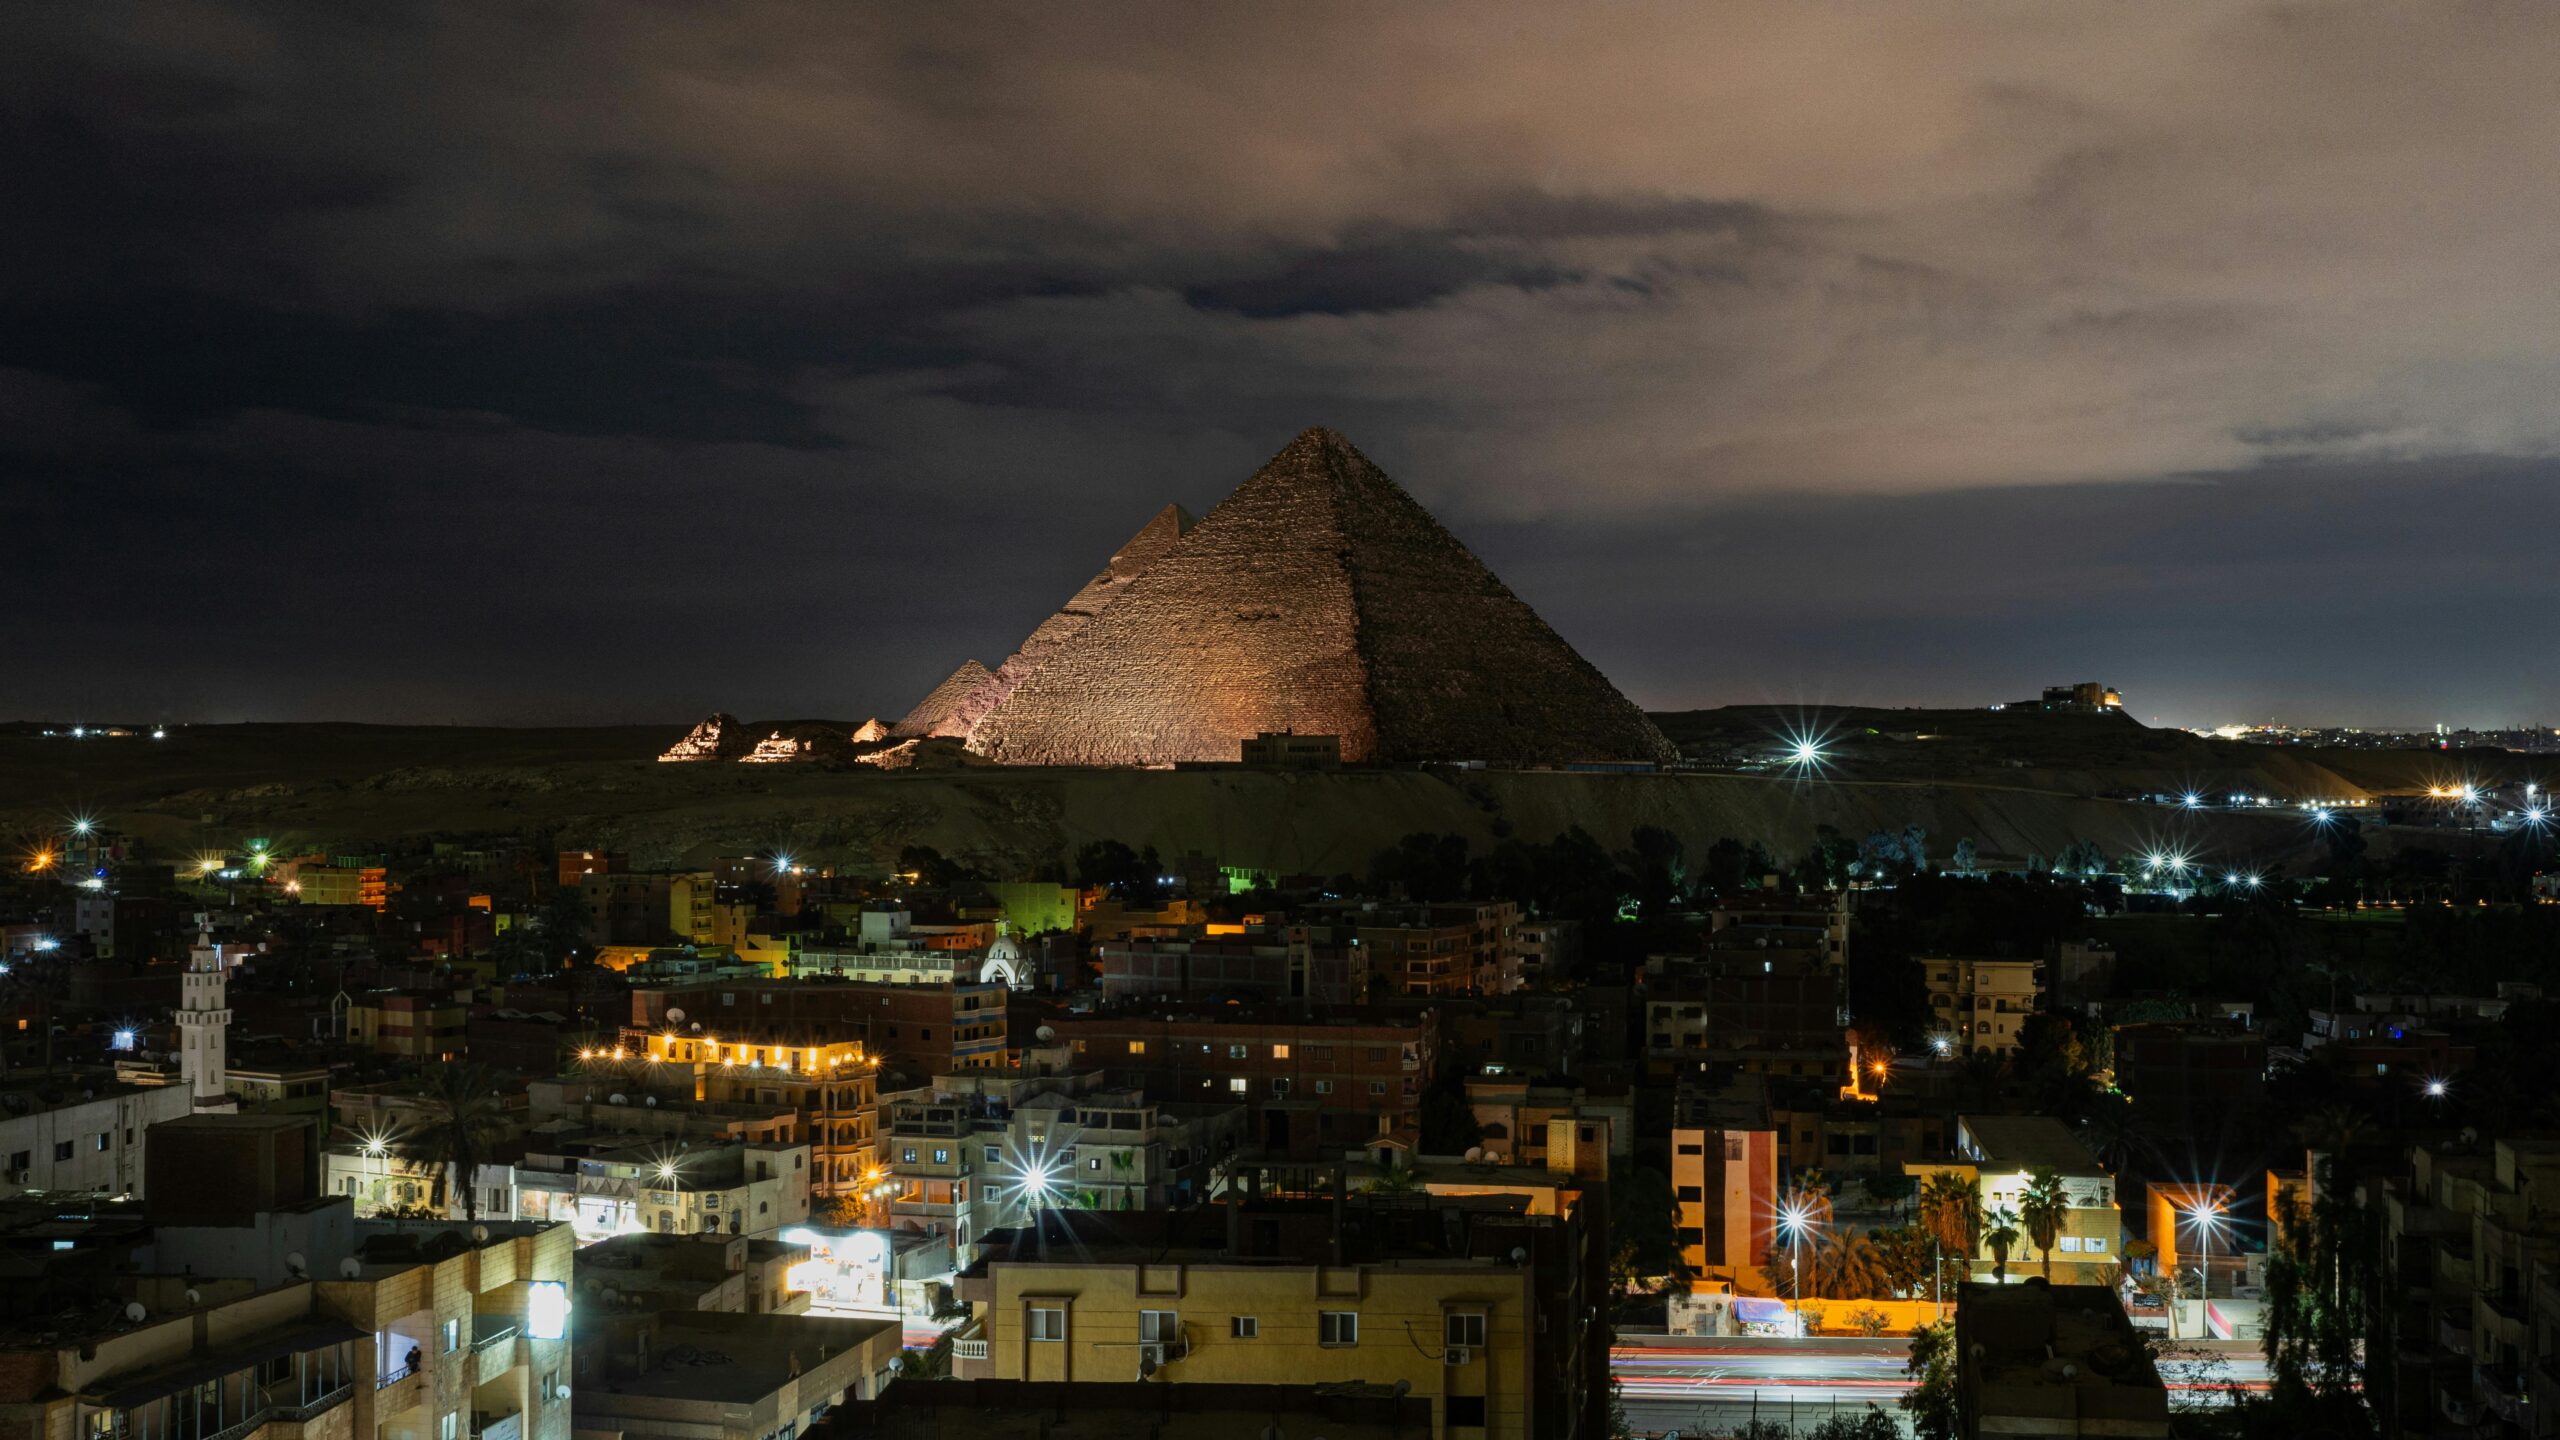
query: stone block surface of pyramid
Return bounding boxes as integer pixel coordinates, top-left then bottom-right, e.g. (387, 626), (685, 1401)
(890, 659), (994, 739)
(965, 428), (1674, 767)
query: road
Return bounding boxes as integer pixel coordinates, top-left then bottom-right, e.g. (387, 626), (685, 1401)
(1612, 1336), (2270, 1437)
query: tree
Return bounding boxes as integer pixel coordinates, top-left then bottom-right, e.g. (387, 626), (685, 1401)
(1950, 838), (1979, 876)
(897, 845), (979, 887)
(1811, 1410), (1900, 1440)
(538, 884), (593, 965)
(416, 1062), (512, 1221)
(1607, 1159), (1685, 1292)
(1984, 1204), (2021, 1284)
(1902, 1321), (1959, 1440)
(1816, 1230), (1895, 1300)
(1621, 825), (1689, 917)
(1078, 839), (1166, 898)
(2020, 1166), (2069, 1280)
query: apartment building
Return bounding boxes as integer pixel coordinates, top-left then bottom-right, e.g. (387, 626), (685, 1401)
(1908, 1116), (2122, 1287)
(1464, 1076), (1621, 1177)
(1040, 1008), (1437, 1161)
(1669, 1077), (1779, 1286)
(1956, 1282), (2168, 1439)
(628, 978), (1008, 1078)
(1922, 956), (2044, 1055)
(626, 1030), (879, 1209)
(510, 1136), (811, 1243)
(2367, 1138), (2560, 1436)
(881, 1069), (1244, 1261)
(0, 1075), (195, 1198)
(947, 1191), (1607, 1440)
(573, 1232), (810, 1317)
(345, 992), (469, 1062)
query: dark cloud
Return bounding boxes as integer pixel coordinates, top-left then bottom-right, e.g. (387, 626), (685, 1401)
(5, 2), (2558, 728)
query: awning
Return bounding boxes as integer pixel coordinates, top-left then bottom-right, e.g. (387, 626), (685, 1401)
(93, 1323), (366, 1409)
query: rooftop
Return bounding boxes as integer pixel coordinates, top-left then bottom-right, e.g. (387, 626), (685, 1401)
(1959, 1115), (2107, 1177)
(590, 1313), (896, 1404)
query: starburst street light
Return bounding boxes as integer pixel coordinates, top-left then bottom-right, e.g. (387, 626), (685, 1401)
(1775, 1198), (1821, 1336)
(2424, 1076), (2451, 1099)
(2183, 1200), (2228, 1300)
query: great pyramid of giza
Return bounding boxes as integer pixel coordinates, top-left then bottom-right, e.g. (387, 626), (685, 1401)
(957, 428), (1675, 767)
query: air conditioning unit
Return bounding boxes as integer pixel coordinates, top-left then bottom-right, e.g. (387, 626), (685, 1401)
(1445, 1345), (1473, 1366)
(1136, 1343), (1165, 1378)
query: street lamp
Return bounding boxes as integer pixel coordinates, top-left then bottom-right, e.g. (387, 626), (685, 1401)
(2185, 1201), (2226, 1303)
(1776, 1199), (1820, 1337)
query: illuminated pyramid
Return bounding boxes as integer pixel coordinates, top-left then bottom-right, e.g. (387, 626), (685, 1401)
(961, 428), (1673, 767)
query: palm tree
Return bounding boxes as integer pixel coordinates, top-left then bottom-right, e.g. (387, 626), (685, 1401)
(2020, 1167), (2069, 1280)
(1917, 1172), (1982, 1274)
(1817, 1230), (1894, 1300)
(1984, 1205), (2022, 1285)
(2079, 1093), (2147, 1179)
(416, 1062), (511, 1221)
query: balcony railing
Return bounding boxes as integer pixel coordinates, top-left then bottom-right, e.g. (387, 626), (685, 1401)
(196, 1381), (358, 1440)
(375, 1362), (417, 1389)
(276, 1382), (356, 1421)
(951, 1338), (990, 1361)
(472, 1324), (519, 1354)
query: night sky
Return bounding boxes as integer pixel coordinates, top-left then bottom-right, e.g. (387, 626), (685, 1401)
(9, 4), (2557, 730)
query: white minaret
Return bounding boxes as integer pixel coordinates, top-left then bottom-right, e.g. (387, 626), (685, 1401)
(178, 924), (236, 1110)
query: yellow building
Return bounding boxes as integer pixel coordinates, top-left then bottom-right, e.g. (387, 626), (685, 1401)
(949, 1195), (1601, 1440)
(1907, 1115), (2122, 1287)
(314, 1222), (576, 1440)
(1921, 955), (2043, 1054)
(5, 1221), (577, 1440)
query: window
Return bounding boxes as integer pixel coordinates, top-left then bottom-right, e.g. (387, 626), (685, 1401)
(1139, 1310), (1180, 1343)
(440, 1415), (458, 1440)
(1674, 1185), (1702, 1202)
(1313, 1080), (1333, 1095)
(1029, 1306), (1066, 1341)
(7, 1151), (24, 1171)
(94, 1132), (110, 1152)
(1128, 1040), (1146, 1055)
(2085, 1236), (2109, 1253)
(53, 1141), (71, 1161)
(1446, 1312), (1487, 1347)
(1271, 1044), (1291, 1059)
(986, 1145), (1002, 1163)
(442, 1319), (461, 1353)
(1228, 1078), (1248, 1094)
(933, 1149), (949, 1165)
(903, 1148), (918, 1164)
(722, 993), (736, 1006)
(1446, 1396), (1488, 1428)
(1368, 1081), (1386, 1096)
(1319, 1311), (1358, 1346)
(1088, 1156), (1103, 1171)
(1227, 1044), (1248, 1059)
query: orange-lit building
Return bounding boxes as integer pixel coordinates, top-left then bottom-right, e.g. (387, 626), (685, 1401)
(629, 1028), (883, 1216)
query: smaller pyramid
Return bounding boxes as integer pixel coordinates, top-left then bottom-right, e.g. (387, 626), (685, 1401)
(891, 660), (994, 739)
(938, 504), (1195, 740)
(658, 713), (748, 762)
(849, 717), (892, 745)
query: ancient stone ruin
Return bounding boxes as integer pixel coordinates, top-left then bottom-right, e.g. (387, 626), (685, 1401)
(657, 712), (749, 762)
(919, 427), (1674, 768)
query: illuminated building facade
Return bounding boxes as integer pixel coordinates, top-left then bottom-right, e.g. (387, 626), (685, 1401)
(629, 1030), (881, 1216)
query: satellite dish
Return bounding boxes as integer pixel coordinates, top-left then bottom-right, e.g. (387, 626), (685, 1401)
(286, 1251), (308, 1276)
(1036, 1025), (1057, 1043)
(1509, 1247), (1528, 1265)
(339, 1258), (364, 1278)
(471, 1225), (489, 1243)
(689, 1022), (702, 1032)
(667, 1008), (686, 1023)
(644, 1095), (658, 1107)
(1391, 1379), (1411, 1398)
(184, 1288), (202, 1305)
(553, 1385), (571, 1401)
(609, 1093), (628, 1105)
(1464, 1147), (1485, 1163)
(124, 1302), (146, 1321)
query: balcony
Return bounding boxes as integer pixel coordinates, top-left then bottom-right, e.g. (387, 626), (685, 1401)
(473, 1409), (523, 1440)
(2476, 1365), (2527, 1425)
(2440, 1313), (2475, 1359)
(952, 1338), (990, 1361)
